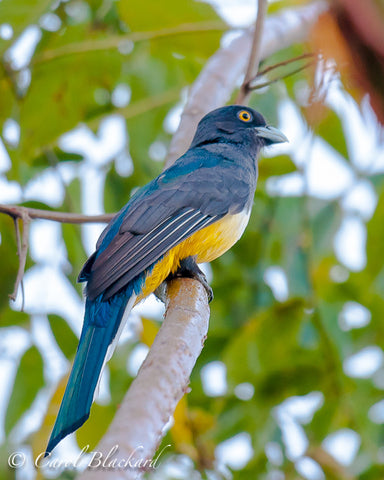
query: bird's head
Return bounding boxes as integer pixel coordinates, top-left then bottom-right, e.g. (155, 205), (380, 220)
(191, 105), (288, 151)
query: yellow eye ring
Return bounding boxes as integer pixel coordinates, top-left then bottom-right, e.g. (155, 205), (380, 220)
(237, 110), (252, 122)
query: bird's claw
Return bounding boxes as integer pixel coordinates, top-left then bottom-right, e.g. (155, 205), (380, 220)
(155, 256), (213, 303)
(172, 256), (213, 303)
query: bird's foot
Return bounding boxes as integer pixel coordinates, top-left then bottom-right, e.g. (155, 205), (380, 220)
(154, 282), (167, 304)
(172, 256), (213, 303)
(154, 257), (213, 303)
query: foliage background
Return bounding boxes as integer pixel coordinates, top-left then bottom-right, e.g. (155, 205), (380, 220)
(0, 0), (384, 479)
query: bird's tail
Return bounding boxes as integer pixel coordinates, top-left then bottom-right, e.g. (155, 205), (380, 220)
(46, 294), (136, 454)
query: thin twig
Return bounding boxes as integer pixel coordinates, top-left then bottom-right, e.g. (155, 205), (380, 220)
(19, 213), (30, 309)
(0, 204), (115, 301)
(10, 217), (22, 301)
(236, 0), (268, 104)
(256, 52), (315, 78)
(9, 212), (31, 303)
(248, 60), (316, 90)
(0, 204), (114, 224)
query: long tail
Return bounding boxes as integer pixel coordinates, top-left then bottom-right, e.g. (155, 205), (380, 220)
(46, 293), (136, 454)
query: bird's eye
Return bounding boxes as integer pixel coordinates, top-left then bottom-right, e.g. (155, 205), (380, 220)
(237, 110), (252, 122)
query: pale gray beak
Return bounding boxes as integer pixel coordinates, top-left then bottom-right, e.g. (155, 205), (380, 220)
(255, 125), (288, 144)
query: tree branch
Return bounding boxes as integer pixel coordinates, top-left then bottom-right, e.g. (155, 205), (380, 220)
(0, 204), (114, 224)
(236, 0), (268, 104)
(77, 279), (209, 480)
(0, 204), (115, 301)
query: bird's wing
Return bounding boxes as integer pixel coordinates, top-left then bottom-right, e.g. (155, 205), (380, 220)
(80, 149), (252, 300)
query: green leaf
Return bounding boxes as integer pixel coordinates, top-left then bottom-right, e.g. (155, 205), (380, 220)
(310, 199), (342, 258)
(0, 0), (54, 55)
(366, 184), (384, 279)
(5, 345), (44, 434)
(0, 215), (19, 311)
(266, 196), (312, 298)
(0, 308), (29, 328)
(249, 86), (279, 126)
(119, 0), (222, 33)
(61, 177), (88, 287)
(258, 154), (296, 180)
(223, 318), (261, 385)
(315, 108), (349, 160)
(31, 148), (84, 170)
(76, 403), (115, 451)
(0, 442), (19, 480)
(62, 222), (88, 289)
(109, 347), (133, 406)
(16, 48), (122, 162)
(49, 314), (78, 360)
(0, 71), (14, 127)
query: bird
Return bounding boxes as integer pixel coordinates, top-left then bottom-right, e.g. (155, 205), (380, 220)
(46, 105), (287, 454)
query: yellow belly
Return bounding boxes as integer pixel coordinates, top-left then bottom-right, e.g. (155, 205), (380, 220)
(136, 210), (251, 301)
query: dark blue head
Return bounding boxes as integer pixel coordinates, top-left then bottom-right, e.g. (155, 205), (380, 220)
(190, 105), (287, 150)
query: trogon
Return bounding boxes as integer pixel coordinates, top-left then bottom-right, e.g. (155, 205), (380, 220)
(46, 105), (287, 453)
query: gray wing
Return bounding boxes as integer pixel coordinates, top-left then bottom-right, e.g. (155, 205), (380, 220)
(81, 152), (253, 301)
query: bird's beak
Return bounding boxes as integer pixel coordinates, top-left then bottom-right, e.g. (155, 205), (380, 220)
(254, 125), (288, 144)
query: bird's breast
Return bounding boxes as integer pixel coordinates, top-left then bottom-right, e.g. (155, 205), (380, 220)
(137, 209), (251, 301)
(177, 209), (251, 264)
